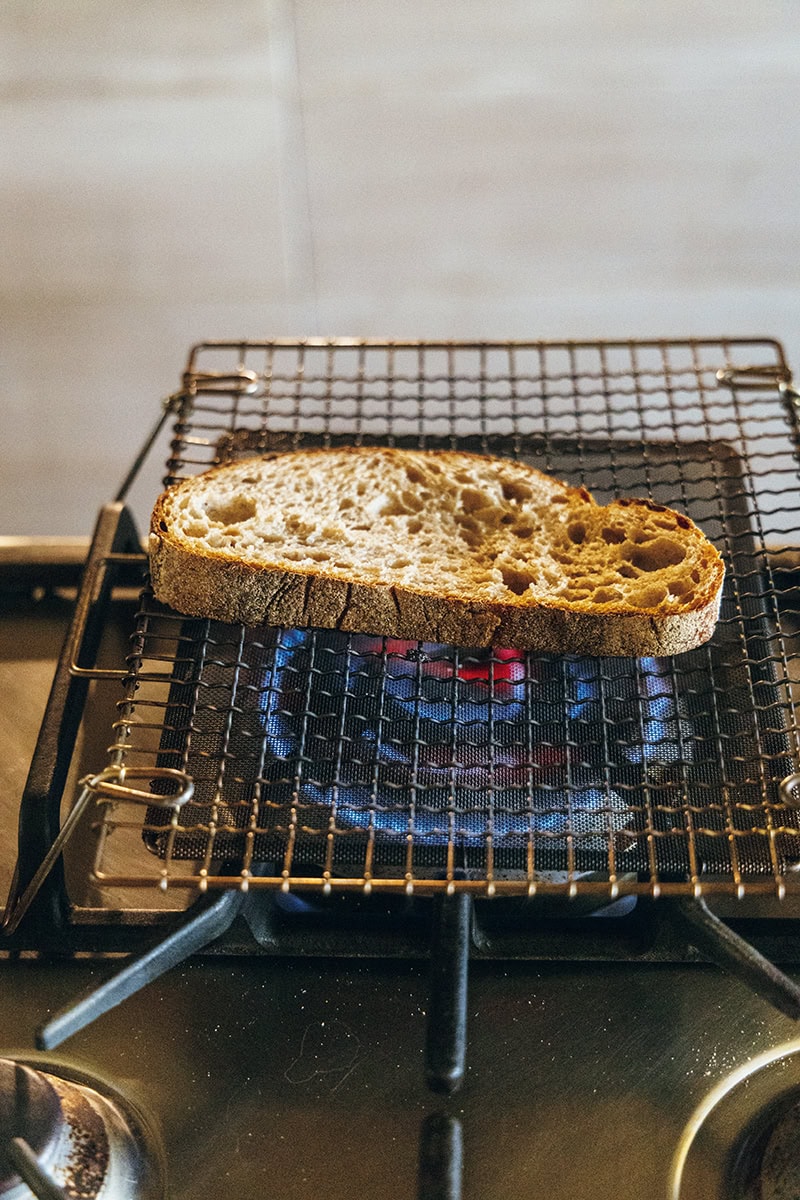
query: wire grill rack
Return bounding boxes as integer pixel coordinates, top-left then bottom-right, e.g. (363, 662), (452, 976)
(77, 339), (800, 899)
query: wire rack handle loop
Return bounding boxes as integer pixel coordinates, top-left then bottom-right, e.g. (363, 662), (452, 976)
(84, 765), (195, 810)
(779, 773), (800, 809)
(716, 363), (793, 390)
(2, 767), (195, 937)
(185, 369), (261, 396)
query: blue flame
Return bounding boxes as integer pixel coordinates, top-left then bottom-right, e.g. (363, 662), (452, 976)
(256, 631), (690, 847)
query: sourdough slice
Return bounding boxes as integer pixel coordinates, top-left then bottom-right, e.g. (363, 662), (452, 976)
(148, 446), (725, 656)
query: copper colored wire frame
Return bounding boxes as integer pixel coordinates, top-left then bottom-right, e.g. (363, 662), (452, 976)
(37, 339), (800, 900)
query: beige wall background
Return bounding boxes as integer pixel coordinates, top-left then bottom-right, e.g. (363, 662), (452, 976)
(3, 0), (800, 535)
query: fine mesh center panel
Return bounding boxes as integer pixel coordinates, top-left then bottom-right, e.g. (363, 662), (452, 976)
(95, 338), (800, 896)
(146, 627), (693, 876)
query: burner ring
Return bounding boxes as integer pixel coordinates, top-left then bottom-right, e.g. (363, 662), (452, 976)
(0, 1057), (166, 1200)
(669, 1036), (800, 1200)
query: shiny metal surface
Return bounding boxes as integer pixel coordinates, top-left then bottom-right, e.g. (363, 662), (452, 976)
(670, 1036), (800, 1200)
(4, 560), (800, 1198)
(2, 957), (800, 1198)
(0, 1056), (164, 1200)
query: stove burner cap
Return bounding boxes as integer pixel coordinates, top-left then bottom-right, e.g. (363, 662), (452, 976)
(0, 1058), (165, 1199)
(758, 1098), (800, 1199)
(670, 1036), (800, 1200)
(0, 1060), (63, 1192)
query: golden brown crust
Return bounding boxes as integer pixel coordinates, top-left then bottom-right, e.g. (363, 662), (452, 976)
(148, 447), (725, 656)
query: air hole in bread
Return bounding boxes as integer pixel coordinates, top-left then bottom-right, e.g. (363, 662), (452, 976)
(405, 466), (425, 484)
(513, 524), (533, 538)
(592, 586), (622, 604)
(204, 496), (257, 525)
(286, 516), (316, 536)
(630, 537), (686, 572)
(501, 479), (533, 503)
(602, 526), (626, 544)
(381, 491), (424, 517)
(567, 522), (586, 545)
(501, 566), (534, 596)
(638, 584), (668, 607)
(461, 488), (490, 514)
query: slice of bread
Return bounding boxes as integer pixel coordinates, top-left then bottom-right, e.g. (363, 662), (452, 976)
(148, 446), (725, 656)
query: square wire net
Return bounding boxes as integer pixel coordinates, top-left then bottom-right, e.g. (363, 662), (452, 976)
(92, 338), (800, 898)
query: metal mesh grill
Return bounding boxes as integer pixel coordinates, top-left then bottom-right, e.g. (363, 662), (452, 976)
(91, 338), (800, 898)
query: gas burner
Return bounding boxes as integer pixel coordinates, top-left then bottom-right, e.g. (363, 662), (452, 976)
(256, 631), (691, 851)
(142, 625), (704, 874)
(0, 1058), (164, 1199)
(670, 1036), (800, 1200)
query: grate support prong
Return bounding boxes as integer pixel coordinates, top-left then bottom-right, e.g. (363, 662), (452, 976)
(426, 891), (471, 1095)
(36, 887), (245, 1050)
(669, 895), (800, 1020)
(417, 1113), (463, 1200)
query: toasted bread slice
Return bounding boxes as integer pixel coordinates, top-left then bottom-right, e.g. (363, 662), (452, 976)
(148, 446), (724, 656)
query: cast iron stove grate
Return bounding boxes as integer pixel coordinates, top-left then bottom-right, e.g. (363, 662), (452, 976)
(8, 337), (800, 1090)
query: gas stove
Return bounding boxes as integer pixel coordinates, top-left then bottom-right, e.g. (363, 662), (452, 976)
(4, 337), (800, 1198)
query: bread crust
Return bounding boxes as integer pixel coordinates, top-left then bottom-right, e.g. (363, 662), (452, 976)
(149, 447), (725, 657)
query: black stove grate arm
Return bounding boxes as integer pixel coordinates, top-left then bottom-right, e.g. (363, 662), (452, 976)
(3, 1137), (68, 1200)
(668, 896), (800, 1020)
(418, 1113), (463, 1200)
(426, 892), (471, 1095)
(35, 886), (245, 1051)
